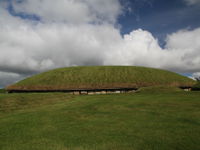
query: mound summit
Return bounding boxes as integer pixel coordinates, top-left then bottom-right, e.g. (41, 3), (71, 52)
(6, 66), (195, 93)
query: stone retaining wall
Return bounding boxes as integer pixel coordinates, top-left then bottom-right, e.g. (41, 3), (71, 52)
(70, 89), (137, 95)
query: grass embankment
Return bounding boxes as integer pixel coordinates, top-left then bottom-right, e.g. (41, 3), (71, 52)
(6, 66), (195, 91)
(0, 90), (200, 150)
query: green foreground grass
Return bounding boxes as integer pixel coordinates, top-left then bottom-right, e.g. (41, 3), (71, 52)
(0, 90), (200, 150)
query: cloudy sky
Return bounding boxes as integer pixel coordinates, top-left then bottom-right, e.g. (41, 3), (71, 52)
(0, 0), (200, 87)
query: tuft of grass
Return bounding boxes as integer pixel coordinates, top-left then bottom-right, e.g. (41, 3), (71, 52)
(6, 66), (195, 91)
(0, 91), (200, 150)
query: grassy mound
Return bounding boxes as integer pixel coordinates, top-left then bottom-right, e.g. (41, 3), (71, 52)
(6, 66), (195, 91)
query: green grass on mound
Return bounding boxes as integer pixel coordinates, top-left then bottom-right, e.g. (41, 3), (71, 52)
(6, 66), (195, 91)
(0, 91), (200, 150)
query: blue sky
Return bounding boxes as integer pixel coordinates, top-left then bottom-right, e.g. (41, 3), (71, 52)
(7, 1), (40, 21)
(119, 0), (200, 46)
(7, 0), (200, 44)
(0, 0), (200, 87)
(7, 0), (200, 43)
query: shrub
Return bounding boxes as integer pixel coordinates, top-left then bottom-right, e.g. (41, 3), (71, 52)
(192, 81), (200, 91)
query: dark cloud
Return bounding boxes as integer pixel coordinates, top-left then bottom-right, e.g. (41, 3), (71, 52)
(0, 71), (26, 88)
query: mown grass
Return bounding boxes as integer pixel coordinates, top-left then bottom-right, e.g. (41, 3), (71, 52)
(0, 90), (200, 150)
(7, 66), (195, 90)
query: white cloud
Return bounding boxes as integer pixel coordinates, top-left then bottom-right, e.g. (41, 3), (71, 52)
(0, 0), (200, 87)
(0, 23), (122, 74)
(104, 29), (164, 67)
(192, 72), (200, 80)
(105, 28), (200, 74)
(12, 0), (122, 24)
(164, 28), (200, 72)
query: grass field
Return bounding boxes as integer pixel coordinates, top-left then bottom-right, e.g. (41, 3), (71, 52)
(6, 66), (195, 91)
(0, 90), (200, 150)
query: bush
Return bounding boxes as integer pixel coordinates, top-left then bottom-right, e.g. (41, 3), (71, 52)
(192, 81), (200, 91)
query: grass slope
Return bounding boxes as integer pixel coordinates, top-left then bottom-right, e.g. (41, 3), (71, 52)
(6, 66), (195, 91)
(0, 91), (200, 150)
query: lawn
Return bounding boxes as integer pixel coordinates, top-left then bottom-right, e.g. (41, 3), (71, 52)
(0, 91), (200, 150)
